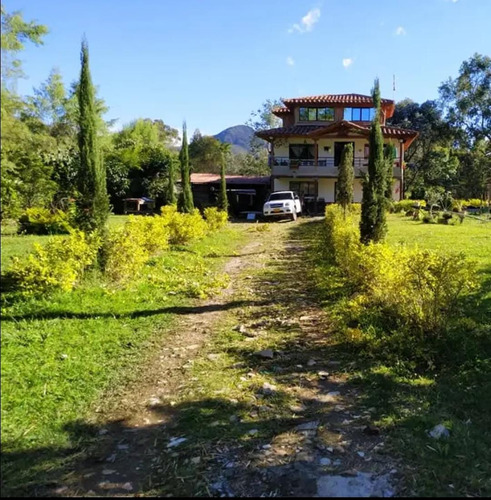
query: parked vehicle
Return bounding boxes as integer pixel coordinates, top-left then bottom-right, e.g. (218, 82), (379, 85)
(263, 191), (302, 221)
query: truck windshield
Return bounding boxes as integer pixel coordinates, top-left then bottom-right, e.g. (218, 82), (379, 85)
(269, 192), (293, 201)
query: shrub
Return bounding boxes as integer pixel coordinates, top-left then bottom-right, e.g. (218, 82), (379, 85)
(323, 206), (478, 337)
(204, 207), (228, 232)
(103, 215), (170, 283)
(18, 207), (72, 235)
(8, 230), (100, 294)
(393, 199), (425, 213)
(160, 205), (207, 245)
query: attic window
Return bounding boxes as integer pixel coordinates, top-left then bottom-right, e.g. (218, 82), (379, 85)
(299, 107), (334, 121)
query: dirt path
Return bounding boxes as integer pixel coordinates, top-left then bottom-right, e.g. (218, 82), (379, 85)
(56, 219), (400, 497)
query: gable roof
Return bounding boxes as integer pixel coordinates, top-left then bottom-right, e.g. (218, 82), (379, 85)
(256, 121), (418, 148)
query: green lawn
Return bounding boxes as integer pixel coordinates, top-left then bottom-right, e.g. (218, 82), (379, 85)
(1, 223), (248, 495)
(386, 213), (491, 273)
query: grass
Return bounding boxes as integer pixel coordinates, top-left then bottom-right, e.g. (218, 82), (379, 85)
(1, 215), (129, 271)
(386, 213), (491, 273)
(310, 212), (491, 497)
(0, 223), (249, 495)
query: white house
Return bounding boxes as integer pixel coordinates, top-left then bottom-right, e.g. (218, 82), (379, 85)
(256, 93), (418, 203)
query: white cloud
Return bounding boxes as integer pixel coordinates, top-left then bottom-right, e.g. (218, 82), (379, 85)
(288, 8), (321, 34)
(395, 26), (406, 36)
(286, 56), (295, 66)
(342, 58), (353, 68)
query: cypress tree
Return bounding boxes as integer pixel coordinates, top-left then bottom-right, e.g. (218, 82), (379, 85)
(360, 78), (387, 243)
(337, 143), (354, 217)
(75, 39), (109, 233)
(218, 144), (229, 212)
(179, 121), (194, 213)
(167, 156), (177, 204)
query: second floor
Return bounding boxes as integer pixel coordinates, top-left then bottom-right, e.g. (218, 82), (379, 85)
(272, 93), (396, 127)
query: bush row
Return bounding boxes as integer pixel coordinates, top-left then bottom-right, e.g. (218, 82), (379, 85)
(323, 205), (478, 359)
(7, 206), (228, 293)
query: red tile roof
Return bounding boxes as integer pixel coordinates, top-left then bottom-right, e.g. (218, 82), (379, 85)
(256, 125), (321, 139)
(282, 93), (394, 106)
(190, 173), (270, 185)
(272, 106), (292, 114)
(256, 121), (418, 147)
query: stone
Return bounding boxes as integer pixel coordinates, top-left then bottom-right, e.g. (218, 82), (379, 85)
(261, 382), (277, 395)
(262, 444), (272, 450)
(257, 349), (274, 359)
(233, 324), (248, 333)
(320, 457), (332, 466)
(307, 359), (317, 366)
(117, 444), (129, 451)
(102, 469), (116, 475)
(60, 354), (68, 360)
(98, 429), (108, 436)
(357, 451), (365, 458)
(295, 421), (319, 431)
(318, 371), (330, 378)
(148, 397), (161, 407)
(248, 429), (259, 435)
(207, 353), (220, 361)
(317, 472), (394, 497)
(289, 404), (306, 413)
(327, 391), (340, 397)
(191, 457), (201, 465)
(121, 482), (133, 491)
(167, 437), (187, 448)
(428, 424), (450, 439)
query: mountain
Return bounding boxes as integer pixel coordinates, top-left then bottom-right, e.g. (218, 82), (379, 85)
(213, 125), (257, 154)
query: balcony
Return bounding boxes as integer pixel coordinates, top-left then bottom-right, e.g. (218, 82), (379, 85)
(270, 156), (402, 178)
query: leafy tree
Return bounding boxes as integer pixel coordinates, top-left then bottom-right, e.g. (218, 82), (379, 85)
(189, 129), (223, 173)
(246, 98), (282, 174)
(75, 39), (109, 233)
(389, 99), (454, 197)
(360, 79), (387, 244)
(1, 5), (48, 86)
(336, 143), (354, 216)
(218, 143), (230, 212)
(439, 53), (491, 146)
(178, 121), (194, 213)
(455, 140), (491, 199)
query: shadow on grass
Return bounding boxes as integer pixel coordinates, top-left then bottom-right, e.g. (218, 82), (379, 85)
(1, 300), (273, 322)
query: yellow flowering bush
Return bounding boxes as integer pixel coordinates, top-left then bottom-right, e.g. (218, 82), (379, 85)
(203, 207), (228, 232)
(160, 205), (208, 245)
(8, 230), (100, 293)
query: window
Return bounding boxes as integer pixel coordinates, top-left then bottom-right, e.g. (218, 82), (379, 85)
(290, 181), (317, 197)
(344, 107), (375, 121)
(299, 107), (335, 122)
(289, 144), (315, 160)
(364, 143), (370, 159)
(269, 192), (293, 201)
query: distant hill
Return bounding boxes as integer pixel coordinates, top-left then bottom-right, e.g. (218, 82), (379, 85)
(214, 125), (262, 154)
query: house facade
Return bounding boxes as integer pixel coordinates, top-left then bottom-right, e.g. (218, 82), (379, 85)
(256, 94), (418, 203)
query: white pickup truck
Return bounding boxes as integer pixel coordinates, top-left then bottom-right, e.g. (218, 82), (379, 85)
(263, 191), (302, 221)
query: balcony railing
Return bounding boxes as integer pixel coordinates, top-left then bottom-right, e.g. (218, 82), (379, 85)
(270, 156), (402, 177)
(272, 156), (370, 168)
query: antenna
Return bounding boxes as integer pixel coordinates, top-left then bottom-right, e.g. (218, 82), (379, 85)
(393, 74), (396, 100)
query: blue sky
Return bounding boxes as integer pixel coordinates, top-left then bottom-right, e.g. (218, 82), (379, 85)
(7, 0), (491, 136)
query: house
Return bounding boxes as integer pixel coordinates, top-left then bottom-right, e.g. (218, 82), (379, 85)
(123, 197), (155, 214)
(255, 93), (418, 203)
(190, 173), (270, 216)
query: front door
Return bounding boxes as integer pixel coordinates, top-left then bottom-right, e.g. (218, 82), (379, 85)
(334, 141), (355, 167)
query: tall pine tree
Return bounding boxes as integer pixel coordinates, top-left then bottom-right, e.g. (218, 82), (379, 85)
(336, 143), (354, 216)
(178, 121), (194, 213)
(166, 155), (177, 204)
(218, 143), (229, 212)
(360, 78), (387, 243)
(75, 39), (108, 232)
